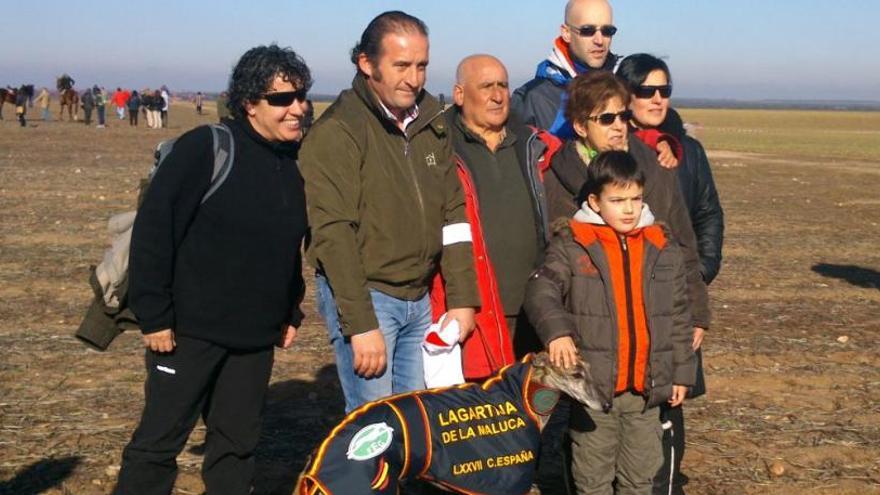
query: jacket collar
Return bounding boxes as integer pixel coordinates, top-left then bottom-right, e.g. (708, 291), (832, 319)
(229, 117), (300, 155)
(451, 107), (517, 150)
(535, 37), (620, 85)
(351, 74), (442, 134)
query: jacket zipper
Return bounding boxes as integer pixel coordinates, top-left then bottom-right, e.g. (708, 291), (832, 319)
(401, 132), (427, 261)
(401, 111), (445, 262)
(619, 235), (637, 392)
(525, 133), (548, 246)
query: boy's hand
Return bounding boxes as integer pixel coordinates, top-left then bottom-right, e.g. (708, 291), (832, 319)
(548, 336), (578, 369)
(669, 385), (687, 407)
(693, 327), (705, 350)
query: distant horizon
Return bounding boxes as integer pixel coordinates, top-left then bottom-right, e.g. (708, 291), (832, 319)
(3, 1), (879, 101)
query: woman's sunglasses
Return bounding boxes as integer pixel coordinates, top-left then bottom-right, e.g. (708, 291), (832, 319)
(261, 89), (308, 107)
(634, 85), (672, 99)
(586, 109), (632, 126)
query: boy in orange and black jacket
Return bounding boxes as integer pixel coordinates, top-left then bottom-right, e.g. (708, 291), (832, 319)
(524, 150), (695, 495)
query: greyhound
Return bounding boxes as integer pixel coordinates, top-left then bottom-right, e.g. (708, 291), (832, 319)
(296, 352), (600, 495)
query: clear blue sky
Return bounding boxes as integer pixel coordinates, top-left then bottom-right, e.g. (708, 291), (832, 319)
(3, 0), (879, 101)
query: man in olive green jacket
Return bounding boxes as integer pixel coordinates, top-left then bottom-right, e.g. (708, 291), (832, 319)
(299, 11), (479, 412)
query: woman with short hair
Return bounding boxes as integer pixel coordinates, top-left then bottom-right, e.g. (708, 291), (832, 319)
(113, 44), (312, 495)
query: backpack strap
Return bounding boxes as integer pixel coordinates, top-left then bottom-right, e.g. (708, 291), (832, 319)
(201, 123), (235, 204)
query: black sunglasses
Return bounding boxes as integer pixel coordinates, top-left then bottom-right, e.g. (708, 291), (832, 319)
(634, 85), (672, 99)
(261, 89), (308, 107)
(567, 24), (617, 37)
(586, 109), (632, 126)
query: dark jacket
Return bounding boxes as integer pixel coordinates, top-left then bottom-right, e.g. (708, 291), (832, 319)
(676, 135), (724, 283)
(525, 216), (696, 409)
(542, 138), (710, 329)
(638, 115), (725, 284)
(127, 94), (140, 111)
(80, 89), (94, 109)
(299, 75), (479, 336)
(129, 118), (307, 350)
(511, 36), (619, 138)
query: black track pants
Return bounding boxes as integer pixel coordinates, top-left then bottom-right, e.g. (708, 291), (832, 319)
(114, 335), (274, 495)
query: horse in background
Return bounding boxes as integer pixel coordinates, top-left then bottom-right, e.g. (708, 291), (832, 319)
(58, 89), (80, 121)
(0, 85), (35, 120)
(57, 74), (79, 121)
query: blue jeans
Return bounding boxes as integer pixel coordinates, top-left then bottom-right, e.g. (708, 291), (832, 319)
(315, 274), (428, 412)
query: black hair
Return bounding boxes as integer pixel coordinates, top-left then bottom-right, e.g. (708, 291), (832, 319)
(350, 11), (428, 70)
(575, 150), (645, 205)
(226, 44), (312, 120)
(615, 53), (672, 90)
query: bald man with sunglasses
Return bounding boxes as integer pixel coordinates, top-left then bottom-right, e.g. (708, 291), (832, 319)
(511, 0), (620, 139)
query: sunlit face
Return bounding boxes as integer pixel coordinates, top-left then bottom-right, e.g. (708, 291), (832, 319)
(573, 96), (629, 152)
(588, 181), (644, 234)
(245, 75), (308, 142)
(562, 0), (614, 69)
(454, 57), (510, 134)
(359, 32), (429, 116)
(630, 70), (670, 129)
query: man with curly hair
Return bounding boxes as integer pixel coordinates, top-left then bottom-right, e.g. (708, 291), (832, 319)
(113, 44), (311, 495)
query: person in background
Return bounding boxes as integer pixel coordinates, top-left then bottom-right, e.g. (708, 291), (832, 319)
(80, 86), (95, 126)
(150, 90), (164, 129)
(95, 86), (107, 128)
(15, 88), (28, 127)
(128, 90), (141, 127)
(112, 87), (129, 120)
(616, 53), (724, 495)
(160, 85), (170, 127)
(35, 87), (51, 121)
(195, 91), (203, 115)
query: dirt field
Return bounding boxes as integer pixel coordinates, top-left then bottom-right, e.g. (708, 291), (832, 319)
(1, 101), (879, 494)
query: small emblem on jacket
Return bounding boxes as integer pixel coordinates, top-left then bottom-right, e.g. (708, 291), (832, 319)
(425, 152), (437, 167)
(347, 422), (394, 461)
(577, 255), (598, 275)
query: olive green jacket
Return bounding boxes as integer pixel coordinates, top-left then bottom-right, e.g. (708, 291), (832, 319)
(299, 75), (479, 335)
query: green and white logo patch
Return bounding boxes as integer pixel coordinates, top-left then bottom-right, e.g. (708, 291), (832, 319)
(346, 422), (394, 461)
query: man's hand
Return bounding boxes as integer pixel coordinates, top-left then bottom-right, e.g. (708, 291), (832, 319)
(669, 385), (688, 407)
(547, 336), (578, 369)
(444, 307), (476, 343)
(693, 327), (705, 350)
(143, 329), (175, 353)
(278, 324), (298, 349)
(351, 329), (386, 378)
(656, 140), (680, 169)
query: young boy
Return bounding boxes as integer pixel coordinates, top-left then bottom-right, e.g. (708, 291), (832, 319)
(524, 150), (696, 495)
